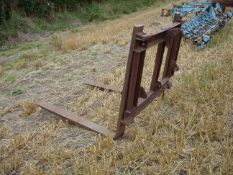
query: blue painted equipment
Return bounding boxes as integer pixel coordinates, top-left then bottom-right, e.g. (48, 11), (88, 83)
(162, 1), (233, 48)
(173, 2), (222, 17)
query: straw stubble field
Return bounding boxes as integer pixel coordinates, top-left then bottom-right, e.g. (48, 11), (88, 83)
(0, 2), (233, 175)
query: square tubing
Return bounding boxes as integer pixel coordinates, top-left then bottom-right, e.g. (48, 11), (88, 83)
(115, 25), (182, 139)
(115, 25), (144, 139)
(150, 41), (166, 91)
(163, 28), (182, 78)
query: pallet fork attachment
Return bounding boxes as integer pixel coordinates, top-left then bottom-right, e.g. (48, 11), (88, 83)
(37, 23), (182, 139)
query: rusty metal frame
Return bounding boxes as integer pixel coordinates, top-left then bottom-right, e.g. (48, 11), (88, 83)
(37, 23), (182, 139)
(115, 23), (182, 138)
(85, 23), (182, 138)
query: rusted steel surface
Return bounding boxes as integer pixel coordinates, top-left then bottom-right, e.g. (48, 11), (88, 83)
(213, 0), (233, 11)
(115, 23), (182, 139)
(122, 78), (171, 125)
(213, 0), (233, 7)
(134, 23), (181, 51)
(84, 80), (122, 93)
(37, 102), (111, 136)
(115, 25), (145, 139)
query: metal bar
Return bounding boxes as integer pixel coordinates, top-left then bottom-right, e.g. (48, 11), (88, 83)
(163, 30), (176, 78)
(163, 29), (181, 77)
(174, 30), (182, 62)
(150, 42), (166, 91)
(136, 23), (181, 40)
(126, 52), (142, 109)
(115, 25), (144, 139)
(37, 102), (111, 136)
(134, 51), (146, 103)
(122, 78), (171, 125)
(166, 29), (182, 77)
(84, 80), (122, 93)
(134, 23), (181, 50)
(115, 23), (182, 139)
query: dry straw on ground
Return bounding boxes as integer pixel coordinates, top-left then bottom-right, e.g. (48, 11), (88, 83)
(0, 3), (233, 175)
(32, 60), (43, 70)
(16, 100), (37, 116)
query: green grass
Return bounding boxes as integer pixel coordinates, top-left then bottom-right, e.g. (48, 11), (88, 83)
(208, 22), (233, 48)
(78, 0), (173, 23)
(19, 42), (43, 51)
(0, 74), (16, 84)
(11, 88), (24, 96)
(2, 63), (13, 71)
(0, 53), (43, 73)
(0, 12), (41, 44)
(0, 0), (174, 47)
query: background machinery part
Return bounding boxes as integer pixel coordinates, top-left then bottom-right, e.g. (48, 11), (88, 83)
(162, 1), (233, 48)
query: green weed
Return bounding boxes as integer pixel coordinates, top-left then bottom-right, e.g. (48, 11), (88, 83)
(0, 74), (16, 83)
(11, 88), (24, 96)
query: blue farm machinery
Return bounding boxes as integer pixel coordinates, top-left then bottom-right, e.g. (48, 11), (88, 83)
(162, 0), (233, 48)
